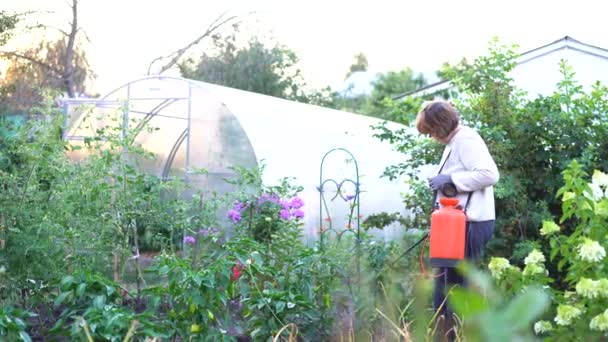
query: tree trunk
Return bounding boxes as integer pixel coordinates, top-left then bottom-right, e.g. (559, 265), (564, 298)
(62, 0), (78, 98)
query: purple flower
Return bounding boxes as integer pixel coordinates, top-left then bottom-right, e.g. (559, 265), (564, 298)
(227, 209), (241, 223)
(198, 228), (210, 236)
(279, 199), (291, 210)
(258, 192), (280, 204)
(345, 194), (356, 201)
(289, 196), (304, 209)
(292, 209), (305, 219)
(279, 209), (291, 220)
(233, 201), (247, 211)
(183, 235), (196, 245)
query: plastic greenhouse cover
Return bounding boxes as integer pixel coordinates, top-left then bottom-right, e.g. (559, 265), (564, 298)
(64, 76), (416, 243)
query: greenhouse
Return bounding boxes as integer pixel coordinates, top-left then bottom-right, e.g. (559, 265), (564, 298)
(62, 76), (410, 242)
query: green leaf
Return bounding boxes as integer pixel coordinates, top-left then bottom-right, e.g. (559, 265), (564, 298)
(19, 331), (32, 342)
(250, 328), (262, 337)
(105, 285), (115, 297)
(275, 301), (285, 313)
(501, 286), (549, 330)
(92, 295), (106, 309)
(13, 317), (26, 329)
(76, 283), (87, 298)
(557, 258), (567, 271)
(250, 251), (263, 266)
(158, 265), (171, 276)
(54, 291), (71, 307)
(478, 311), (509, 342)
(449, 288), (488, 317)
(49, 317), (66, 332)
(60, 276), (75, 288)
(595, 199), (608, 217)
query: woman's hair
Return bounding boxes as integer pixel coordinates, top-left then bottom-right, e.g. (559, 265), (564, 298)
(415, 100), (460, 139)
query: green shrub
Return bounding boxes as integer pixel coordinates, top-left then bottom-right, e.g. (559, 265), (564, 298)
(373, 39), (608, 261)
(490, 160), (608, 340)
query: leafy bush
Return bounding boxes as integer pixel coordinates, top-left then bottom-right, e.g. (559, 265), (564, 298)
(0, 306), (35, 342)
(490, 161), (608, 340)
(49, 272), (168, 341)
(449, 265), (550, 341)
(0, 98), (203, 297)
(373, 39), (608, 261)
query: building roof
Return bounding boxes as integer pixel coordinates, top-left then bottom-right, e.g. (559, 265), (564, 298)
(394, 36), (608, 100)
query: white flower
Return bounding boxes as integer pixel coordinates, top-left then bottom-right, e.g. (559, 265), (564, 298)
(534, 320), (553, 334)
(488, 257), (511, 279)
(246, 259), (252, 265)
(590, 309), (608, 332)
(592, 170), (608, 187)
(578, 239), (606, 263)
(554, 304), (583, 326)
(586, 182), (604, 201)
(524, 249), (546, 265)
(523, 263), (545, 277)
(575, 278), (600, 299)
(540, 220), (560, 236)
(598, 278), (608, 298)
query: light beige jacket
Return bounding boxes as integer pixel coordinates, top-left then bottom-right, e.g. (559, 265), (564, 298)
(435, 125), (499, 221)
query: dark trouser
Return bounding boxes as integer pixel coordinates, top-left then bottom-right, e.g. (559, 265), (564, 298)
(432, 220), (494, 338)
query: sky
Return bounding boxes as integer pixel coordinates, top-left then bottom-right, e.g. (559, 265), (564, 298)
(3, 0), (608, 94)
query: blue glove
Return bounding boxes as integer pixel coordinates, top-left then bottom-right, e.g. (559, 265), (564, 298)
(429, 174), (452, 191)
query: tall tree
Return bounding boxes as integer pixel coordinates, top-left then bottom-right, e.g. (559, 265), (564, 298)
(0, 0), (92, 101)
(345, 52), (368, 79)
(1, 39), (92, 113)
(331, 63), (429, 116)
(363, 68), (427, 117)
(180, 30), (332, 105)
(0, 11), (20, 46)
(146, 11), (243, 75)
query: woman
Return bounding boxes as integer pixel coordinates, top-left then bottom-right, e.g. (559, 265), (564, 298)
(416, 100), (499, 339)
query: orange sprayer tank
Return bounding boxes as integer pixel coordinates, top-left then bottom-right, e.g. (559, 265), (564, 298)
(429, 197), (466, 267)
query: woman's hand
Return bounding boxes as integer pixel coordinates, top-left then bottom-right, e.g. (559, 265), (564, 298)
(429, 174), (453, 191)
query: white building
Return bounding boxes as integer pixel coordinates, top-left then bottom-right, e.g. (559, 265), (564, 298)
(399, 36), (608, 99)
